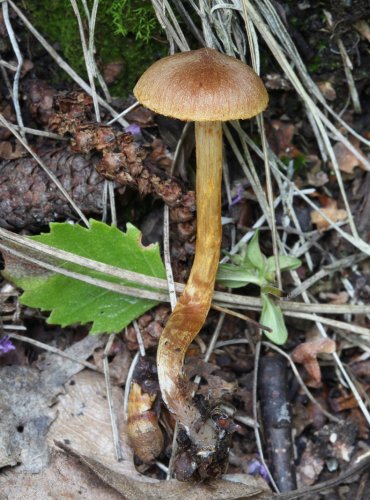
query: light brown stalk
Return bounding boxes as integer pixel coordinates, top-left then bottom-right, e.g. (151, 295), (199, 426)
(157, 121), (222, 443)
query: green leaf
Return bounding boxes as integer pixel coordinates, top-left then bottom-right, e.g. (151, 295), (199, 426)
(221, 250), (245, 267)
(245, 231), (266, 271)
(2, 220), (166, 334)
(260, 293), (288, 344)
(265, 255), (301, 278)
(260, 285), (283, 297)
(216, 264), (263, 288)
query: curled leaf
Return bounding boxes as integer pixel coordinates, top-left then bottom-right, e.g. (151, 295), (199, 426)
(292, 338), (336, 385)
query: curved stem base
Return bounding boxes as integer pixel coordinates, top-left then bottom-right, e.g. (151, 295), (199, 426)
(157, 122), (232, 479)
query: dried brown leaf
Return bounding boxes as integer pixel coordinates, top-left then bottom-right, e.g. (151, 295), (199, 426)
(47, 370), (144, 479)
(69, 450), (272, 500)
(332, 141), (368, 174)
(310, 199), (347, 231)
(268, 119), (296, 157)
(102, 60), (124, 85)
(49, 371), (272, 499)
(0, 449), (123, 499)
(92, 339), (131, 385)
(317, 81), (336, 101)
(297, 441), (324, 487)
(353, 20), (370, 42)
(292, 338), (336, 385)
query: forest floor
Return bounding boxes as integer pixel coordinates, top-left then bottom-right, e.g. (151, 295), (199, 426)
(1, 1), (370, 499)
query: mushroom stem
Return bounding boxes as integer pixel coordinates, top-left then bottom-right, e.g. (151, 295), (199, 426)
(157, 121), (222, 438)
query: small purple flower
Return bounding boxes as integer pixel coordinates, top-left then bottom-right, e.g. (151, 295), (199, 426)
(246, 458), (269, 481)
(230, 184), (244, 206)
(0, 335), (15, 354)
(125, 123), (142, 140)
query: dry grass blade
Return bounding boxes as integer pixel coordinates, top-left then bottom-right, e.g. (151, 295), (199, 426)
(1, 229), (370, 316)
(7, 0), (128, 127)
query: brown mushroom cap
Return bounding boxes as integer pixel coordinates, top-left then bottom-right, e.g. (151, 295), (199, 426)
(133, 48), (268, 122)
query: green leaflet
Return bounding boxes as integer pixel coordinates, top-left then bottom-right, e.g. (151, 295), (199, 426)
(260, 293), (288, 345)
(217, 230), (301, 344)
(2, 220), (166, 334)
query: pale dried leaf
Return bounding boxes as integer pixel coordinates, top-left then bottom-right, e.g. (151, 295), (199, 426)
(0, 335), (105, 473)
(353, 20), (370, 42)
(292, 338), (336, 385)
(307, 169), (328, 188)
(297, 441), (324, 487)
(0, 366), (58, 472)
(49, 371), (272, 499)
(310, 199), (347, 231)
(332, 141), (368, 174)
(92, 341), (131, 385)
(317, 81), (336, 101)
(47, 370), (146, 480)
(37, 334), (104, 386)
(0, 449), (122, 499)
(70, 451), (273, 500)
(318, 291), (349, 305)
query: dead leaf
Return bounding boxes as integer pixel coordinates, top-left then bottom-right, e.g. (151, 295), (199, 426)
(66, 449), (273, 500)
(292, 338), (336, 386)
(297, 441), (325, 487)
(5, 141), (26, 159)
(48, 370), (145, 479)
(36, 334), (104, 387)
(318, 291), (349, 305)
(264, 73), (291, 90)
(310, 199), (347, 231)
(92, 339), (131, 385)
(317, 81), (336, 101)
(125, 104), (155, 127)
(307, 170), (328, 187)
(0, 335), (104, 472)
(350, 359), (370, 382)
(102, 60), (124, 85)
(50, 371), (272, 499)
(0, 366), (58, 472)
(0, 449), (123, 500)
(267, 120), (296, 157)
(332, 140), (368, 174)
(328, 388), (359, 413)
(198, 374), (238, 400)
(347, 408), (369, 441)
(353, 20), (370, 43)
(0, 141), (13, 159)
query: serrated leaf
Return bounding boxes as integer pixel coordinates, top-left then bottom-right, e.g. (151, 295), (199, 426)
(2, 220), (166, 334)
(260, 293), (288, 344)
(216, 264), (263, 288)
(245, 231), (266, 271)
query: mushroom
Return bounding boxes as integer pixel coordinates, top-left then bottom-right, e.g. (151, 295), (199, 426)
(134, 48), (268, 478)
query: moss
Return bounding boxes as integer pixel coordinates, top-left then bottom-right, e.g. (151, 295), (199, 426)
(24, 0), (166, 95)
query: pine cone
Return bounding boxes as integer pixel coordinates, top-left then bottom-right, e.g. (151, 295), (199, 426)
(0, 147), (104, 230)
(124, 305), (171, 351)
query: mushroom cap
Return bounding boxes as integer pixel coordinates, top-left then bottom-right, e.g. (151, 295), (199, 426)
(133, 48), (268, 122)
